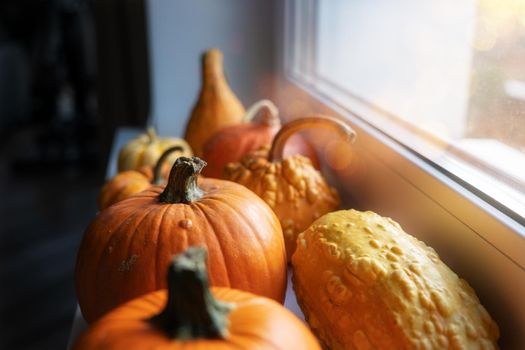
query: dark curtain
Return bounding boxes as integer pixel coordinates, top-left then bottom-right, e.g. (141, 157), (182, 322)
(92, 0), (150, 169)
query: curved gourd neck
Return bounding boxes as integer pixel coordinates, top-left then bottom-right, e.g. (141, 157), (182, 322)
(268, 115), (356, 162)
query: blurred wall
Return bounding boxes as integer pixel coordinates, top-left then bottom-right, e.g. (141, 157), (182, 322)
(146, 0), (278, 137)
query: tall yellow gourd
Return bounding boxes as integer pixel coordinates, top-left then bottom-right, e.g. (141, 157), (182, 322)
(184, 49), (245, 157)
(292, 210), (500, 350)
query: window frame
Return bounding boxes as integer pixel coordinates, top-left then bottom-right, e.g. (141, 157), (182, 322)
(277, 0), (525, 345)
(285, 0), (525, 222)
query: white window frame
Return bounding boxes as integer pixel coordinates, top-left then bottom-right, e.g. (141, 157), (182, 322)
(277, 0), (525, 346)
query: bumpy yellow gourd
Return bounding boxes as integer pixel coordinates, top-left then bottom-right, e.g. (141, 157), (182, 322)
(292, 210), (500, 350)
(118, 128), (192, 172)
(224, 116), (355, 261)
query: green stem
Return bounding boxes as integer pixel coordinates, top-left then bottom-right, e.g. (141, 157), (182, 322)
(159, 157), (206, 204)
(152, 146), (185, 185)
(149, 247), (233, 340)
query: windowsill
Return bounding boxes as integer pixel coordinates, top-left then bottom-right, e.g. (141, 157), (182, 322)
(283, 70), (525, 259)
(273, 72), (525, 347)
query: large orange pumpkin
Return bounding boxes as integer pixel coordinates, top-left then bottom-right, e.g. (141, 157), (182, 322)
(202, 99), (319, 178)
(73, 247), (320, 350)
(98, 145), (183, 210)
(224, 116), (356, 261)
(76, 157), (286, 322)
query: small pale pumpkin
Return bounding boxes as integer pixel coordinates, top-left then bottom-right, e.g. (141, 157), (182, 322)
(292, 210), (500, 350)
(117, 127), (192, 172)
(184, 48), (246, 157)
(223, 115), (356, 261)
(73, 247), (320, 350)
(98, 146), (183, 210)
(202, 99), (319, 178)
(76, 157), (286, 322)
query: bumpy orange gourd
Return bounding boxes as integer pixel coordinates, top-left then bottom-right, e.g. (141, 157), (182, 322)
(223, 115), (356, 261)
(184, 49), (245, 157)
(202, 99), (319, 178)
(76, 157), (286, 323)
(98, 146), (183, 210)
(117, 127), (192, 172)
(292, 210), (500, 350)
(73, 247), (320, 350)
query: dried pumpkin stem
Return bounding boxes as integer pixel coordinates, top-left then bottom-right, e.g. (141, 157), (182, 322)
(242, 99), (280, 126)
(146, 127), (157, 143)
(149, 247), (233, 340)
(269, 115), (357, 162)
(159, 157), (206, 203)
(152, 145), (185, 185)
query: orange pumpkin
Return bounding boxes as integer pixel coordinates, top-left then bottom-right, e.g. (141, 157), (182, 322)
(98, 145), (183, 210)
(76, 156), (286, 322)
(184, 49), (245, 157)
(202, 99), (319, 178)
(73, 247), (320, 350)
(224, 116), (356, 261)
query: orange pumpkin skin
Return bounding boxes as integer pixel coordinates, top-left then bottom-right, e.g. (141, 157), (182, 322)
(202, 100), (319, 178)
(73, 287), (320, 350)
(97, 168), (152, 210)
(76, 159), (286, 322)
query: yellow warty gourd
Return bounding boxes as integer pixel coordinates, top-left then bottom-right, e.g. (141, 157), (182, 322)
(223, 116), (355, 261)
(292, 209), (500, 350)
(117, 128), (192, 172)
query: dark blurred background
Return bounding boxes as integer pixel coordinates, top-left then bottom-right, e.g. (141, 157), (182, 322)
(0, 0), (278, 348)
(0, 0), (150, 348)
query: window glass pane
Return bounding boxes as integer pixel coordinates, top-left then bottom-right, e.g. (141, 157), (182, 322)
(317, 0), (475, 139)
(313, 0), (525, 215)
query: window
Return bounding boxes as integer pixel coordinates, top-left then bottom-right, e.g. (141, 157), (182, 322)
(285, 0), (525, 222)
(282, 2), (525, 345)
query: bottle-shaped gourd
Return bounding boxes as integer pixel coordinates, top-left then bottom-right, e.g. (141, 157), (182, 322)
(184, 49), (245, 157)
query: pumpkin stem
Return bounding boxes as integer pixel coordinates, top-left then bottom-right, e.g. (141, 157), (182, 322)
(242, 99), (280, 126)
(146, 127), (157, 143)
(152, 146), (185, 185)
(269, 115), (357, 162)
(149, 247), (233, 340)
(159, 157), (206, 203)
